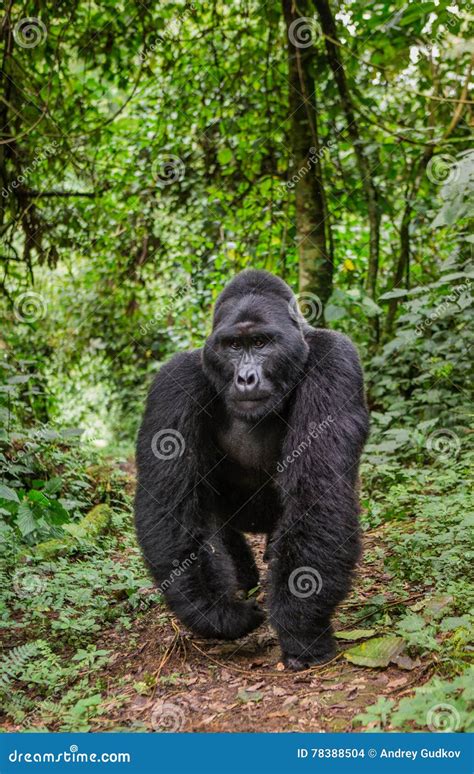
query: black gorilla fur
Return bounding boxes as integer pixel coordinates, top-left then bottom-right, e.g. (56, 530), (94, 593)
(135, 270), (369, 669)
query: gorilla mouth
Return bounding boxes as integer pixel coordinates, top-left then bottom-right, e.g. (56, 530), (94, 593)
(236, 398), (264, 408)
(232, 395), (271, 416)
(234, 394), (269, 406)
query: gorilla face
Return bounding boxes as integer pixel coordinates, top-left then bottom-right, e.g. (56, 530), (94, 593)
(203, 291), (309, 421)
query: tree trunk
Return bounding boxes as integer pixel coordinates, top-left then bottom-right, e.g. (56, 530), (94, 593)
(385, 160), (428, 334)
(0, 3), (14, 230)
(282, 0), (333, 308)
(313, 0), (380, 299)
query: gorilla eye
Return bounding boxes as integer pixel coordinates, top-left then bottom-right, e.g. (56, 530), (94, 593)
(253, 337), (266, 348)
(230, 339), (242, 350)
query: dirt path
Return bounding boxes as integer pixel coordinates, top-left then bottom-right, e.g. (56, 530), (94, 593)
(92, 532), (429, 732)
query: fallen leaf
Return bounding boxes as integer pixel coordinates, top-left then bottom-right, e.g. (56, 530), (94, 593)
(324, 682), (346, 691)
(386, 676), (408, 690)
(424, 594), (453, 617)
(335, 628), (376, 641)
(391, 653), (421, 671)
(207, 643), (239, 655)
(246, 681), (264, 691)
(344, 636), (405, 668)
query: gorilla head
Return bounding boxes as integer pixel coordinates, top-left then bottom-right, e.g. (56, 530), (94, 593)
(202, 270), (310, 421)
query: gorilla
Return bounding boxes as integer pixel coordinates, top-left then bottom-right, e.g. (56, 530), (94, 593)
(135, 270), (369, 670)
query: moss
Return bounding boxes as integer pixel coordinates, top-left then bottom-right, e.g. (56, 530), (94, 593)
(63, 503), (112, 539)
(85, 464), (116, 495)
(30, 536), (77, 561)
(79, 503), (112, 537)
(24, 505), (113, 560)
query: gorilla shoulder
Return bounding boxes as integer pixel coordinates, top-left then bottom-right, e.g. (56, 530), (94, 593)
(147, 349), (206, 402)
(305, 327), (364, 375)
(138, 349), (212, 452)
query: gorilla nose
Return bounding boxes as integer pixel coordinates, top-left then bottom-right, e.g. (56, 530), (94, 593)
(236, 367), (260, 394)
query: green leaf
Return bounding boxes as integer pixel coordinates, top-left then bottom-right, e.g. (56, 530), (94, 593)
(398, 3), (437, 26)
(7, 375), (31, 384)
(361, 297), (383, 317)
(43, 477), (63, 495)
(324, 304), (346, 321)
(217, 148), (233, 165)
(379, 289), (409, 301)
(345, 636), (405, 667)
(27, 489), (51, 506)
(16, 502), (37, 537)
(0, 484), (20, 503)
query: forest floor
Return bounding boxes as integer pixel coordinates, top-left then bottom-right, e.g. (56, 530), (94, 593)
(2, 454), (471, 733)
(90, 529), (429, 733)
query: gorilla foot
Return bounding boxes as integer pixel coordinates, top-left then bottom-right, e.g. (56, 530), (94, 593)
(283, 648), (335, 671)
(192, 599), (265, 641)
(281, 633), (336, 671)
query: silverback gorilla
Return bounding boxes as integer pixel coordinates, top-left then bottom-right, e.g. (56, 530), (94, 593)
(135, 270), (369, 669)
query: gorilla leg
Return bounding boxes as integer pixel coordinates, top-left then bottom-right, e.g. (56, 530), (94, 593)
(268, 509), (360, 670)
(135, 498), (264, 641)
(222, 528), (259, 592)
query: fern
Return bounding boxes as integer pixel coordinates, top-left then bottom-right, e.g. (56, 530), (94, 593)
(1, 691), (36, 723)
(0, 641), (47, 694)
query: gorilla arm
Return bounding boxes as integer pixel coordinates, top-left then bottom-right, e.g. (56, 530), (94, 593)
(134, 350), (264, 639)
(268, 329), (370, 669)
